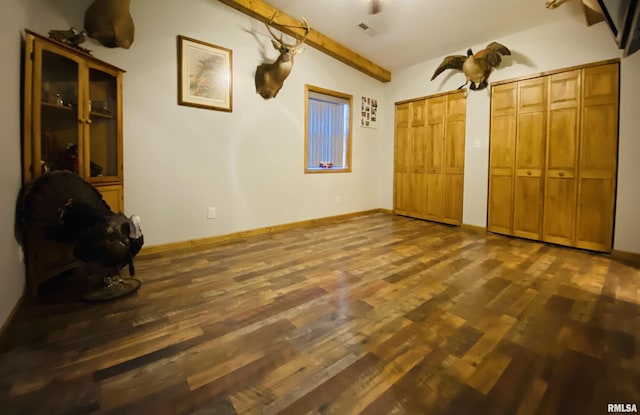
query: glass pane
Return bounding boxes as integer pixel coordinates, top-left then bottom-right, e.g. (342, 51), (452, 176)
(307, 97), (348, 170)
(40, 50), (79, 175)
(88, 68), (118, 177)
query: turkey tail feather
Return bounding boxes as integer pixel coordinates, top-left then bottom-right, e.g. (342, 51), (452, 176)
(20, 170), (145, 286)
(22, 171), (112, 242)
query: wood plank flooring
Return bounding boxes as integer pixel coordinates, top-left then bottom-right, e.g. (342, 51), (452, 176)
(0, 212), (638, 414)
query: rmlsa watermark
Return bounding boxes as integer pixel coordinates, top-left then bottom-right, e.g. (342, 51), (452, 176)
(608, 403), (638, 413)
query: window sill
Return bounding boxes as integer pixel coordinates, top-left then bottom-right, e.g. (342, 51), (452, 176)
(305, 167), (351, 174)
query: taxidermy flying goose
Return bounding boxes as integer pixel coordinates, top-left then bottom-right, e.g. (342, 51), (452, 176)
(431, 42), (511, 90)
(20, 170), (144, 301)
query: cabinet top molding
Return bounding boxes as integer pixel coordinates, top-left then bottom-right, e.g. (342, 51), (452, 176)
(24, 29), (127, 73)
(216, 0), (391, 83)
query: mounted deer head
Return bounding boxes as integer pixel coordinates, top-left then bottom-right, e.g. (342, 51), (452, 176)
(255, 11), (310, 99)
(84, 0), (134, 49)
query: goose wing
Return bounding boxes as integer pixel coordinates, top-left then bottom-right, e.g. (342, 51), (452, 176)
(431, 55), (467, 80)
(482, 42), (511, 68)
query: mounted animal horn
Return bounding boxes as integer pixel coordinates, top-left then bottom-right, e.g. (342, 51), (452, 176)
(255, 11), (310, 99)
(84, 0), (135, 49)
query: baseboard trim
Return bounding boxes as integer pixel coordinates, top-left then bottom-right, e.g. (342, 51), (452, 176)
(140, 209), (389, 256)
(611, 249), (640, 268)
(461, 223), (487, 233)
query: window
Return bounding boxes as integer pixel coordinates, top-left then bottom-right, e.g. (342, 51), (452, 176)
(305, 85), (352, 173)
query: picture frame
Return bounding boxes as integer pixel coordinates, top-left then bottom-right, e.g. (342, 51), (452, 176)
(360, 96), (378, 128)
(177, 35), (232, 112)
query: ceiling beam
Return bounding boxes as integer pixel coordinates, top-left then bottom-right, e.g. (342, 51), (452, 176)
(217, 0), (392, 82)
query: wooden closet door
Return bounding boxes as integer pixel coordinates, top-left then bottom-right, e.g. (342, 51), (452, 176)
(513, 78), (546, 239)
(543, 70), (581, 246)
(488, 83), (517, 235)
(394, 103), (411, 213)
(409, 100), (428, 216)
(442, 91), (466, 225)
(425, 96), (445, 220)
(575, 63), (619, 251)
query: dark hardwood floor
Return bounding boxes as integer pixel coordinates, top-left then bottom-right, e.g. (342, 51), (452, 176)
(0, 212), (638, 414)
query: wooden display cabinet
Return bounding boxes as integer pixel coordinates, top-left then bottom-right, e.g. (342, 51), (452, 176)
(22, 29), (126, 297)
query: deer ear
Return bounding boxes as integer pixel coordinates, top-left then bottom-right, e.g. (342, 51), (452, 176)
(295, 45), (305, 55)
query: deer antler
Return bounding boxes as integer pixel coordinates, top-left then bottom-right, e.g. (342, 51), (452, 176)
(295, 18), (310, 47)
(264, 11), (310, 48)
(265, 11), (284, 45)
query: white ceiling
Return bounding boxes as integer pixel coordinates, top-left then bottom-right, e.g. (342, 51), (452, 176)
(265, 0), (585, 71)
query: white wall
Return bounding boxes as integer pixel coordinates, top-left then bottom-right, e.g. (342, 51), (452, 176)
(386, 14), (640, 253)
(0, 0), (33, 329)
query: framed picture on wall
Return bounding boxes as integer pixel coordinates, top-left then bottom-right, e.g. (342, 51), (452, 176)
(360, 96), (378, 128)
(177, 35), (233, 112)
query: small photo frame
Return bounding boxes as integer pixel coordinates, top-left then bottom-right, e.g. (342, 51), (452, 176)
(360, 95), (378, 128)
(178, 35), (232, 112)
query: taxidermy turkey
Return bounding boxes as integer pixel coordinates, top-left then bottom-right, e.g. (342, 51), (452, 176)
(20, 170), (144, 301)
(431, 42), (511, 90)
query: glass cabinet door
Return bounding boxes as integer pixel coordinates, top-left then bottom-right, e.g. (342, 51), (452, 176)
(88, 67), (119, 180)
(38, 48), (81, 176)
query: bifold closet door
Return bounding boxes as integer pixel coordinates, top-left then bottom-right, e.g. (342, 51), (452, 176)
(575, 63), (618, 251)
(513, 77), (547, 240)
(409, 100), (428, 216)
(394, 100), (427, 217)
(488, 83), (517, 234)
(425, 96), (445, 220)
(395, 91), (466, 224)
(488, 62), (618, 252)
(542, 70), (581, 246)
(442, 91), (466, 225)
(394, 102), (411, 214)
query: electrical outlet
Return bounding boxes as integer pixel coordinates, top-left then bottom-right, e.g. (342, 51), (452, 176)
(207, 207), (216, 219)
